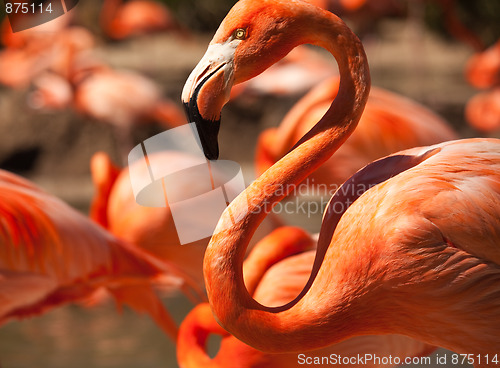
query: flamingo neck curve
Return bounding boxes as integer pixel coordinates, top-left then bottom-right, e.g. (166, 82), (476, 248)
(204, 4), (371, 353)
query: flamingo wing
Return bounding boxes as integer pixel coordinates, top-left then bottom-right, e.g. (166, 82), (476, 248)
(322, 139), (500, 263)
(0, 270), (56, 319)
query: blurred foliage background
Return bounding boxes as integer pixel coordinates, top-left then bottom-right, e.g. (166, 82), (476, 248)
(162, 0), (500, 46)
(424, 0), (500, 48)
(0, 0), (499, 44)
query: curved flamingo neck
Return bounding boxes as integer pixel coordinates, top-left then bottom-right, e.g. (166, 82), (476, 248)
(204, 5), (370, 352)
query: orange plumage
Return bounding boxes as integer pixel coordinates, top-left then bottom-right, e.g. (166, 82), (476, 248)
(256, 76), (457, 187)
(178, 227), (435, 368)
(0, 169), (197, 340)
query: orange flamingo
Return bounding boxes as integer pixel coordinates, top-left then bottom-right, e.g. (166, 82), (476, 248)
(466, 40), (500, 90)
(89, 151), (277, 294)
(182, 0), (500, 357)
(89, 151), (209, 294)
(256, 76), (457, 186)
(73, 67), (185, 130)
(465, 39), (500, 132)
(0, 25), (94, 89)
(0, 7), (73, 49)
(100, 0), (181, 40)
(465, 87), (500, 133)
(177, 227), (435, 368)
(0, 169), (200, 341)
(73, 64), (186, 155)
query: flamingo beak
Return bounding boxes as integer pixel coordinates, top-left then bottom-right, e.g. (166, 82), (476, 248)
(182, 42), (237, 160)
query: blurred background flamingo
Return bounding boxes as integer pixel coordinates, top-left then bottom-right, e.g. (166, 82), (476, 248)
(465, 39), (500, 133)
(1, 22), (187, 163)
(71, 64), (186, 160)
(0, 168), (202, 342)
(89, 150), (278, 295)
(99, 0), (184, 40)
(89, 150), (210, 294)
(256, 76), (457, 194)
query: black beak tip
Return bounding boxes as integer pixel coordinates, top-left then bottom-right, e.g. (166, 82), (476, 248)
(203, 141), (219, 161)
(183, 101), (221, 160)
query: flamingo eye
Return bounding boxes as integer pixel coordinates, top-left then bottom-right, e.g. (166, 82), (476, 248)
(233, 28), (247, 40)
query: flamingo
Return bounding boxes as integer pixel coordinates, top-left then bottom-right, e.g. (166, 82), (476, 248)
(0, 25), (94, 89)
(256, 75), (457, 187)
(177, 227), (435, 368)
(72, 64), (186, 155)
(73, 67), (185, 131)
(0, 7), (73, 49)
(465, 39), (500, 132)
(89, 151), (278, 295)
(182, 0), (500, 358)
(465, 87), (500, 133)
(466, 39), (500, 90)
(89, 151), (209, 294)
(100, 0), (181, 40)
(0, 169), (200, 341)
(27, 57), (187, 161)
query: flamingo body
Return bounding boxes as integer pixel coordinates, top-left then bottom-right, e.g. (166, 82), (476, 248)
(74, 68), (183, 128)
(465, 40), (500, 132)
(256, 76), (457, 185)
(0, 170), (185, 340)
(0, 26), (94, 89)
(465, 87), (500, 132)
(100, 0), (178, 40)
(466, 40), (500, 90)
(90, 151), (208, 293)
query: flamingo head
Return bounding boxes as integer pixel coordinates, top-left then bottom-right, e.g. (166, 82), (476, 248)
(182, 0), (320, 159)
